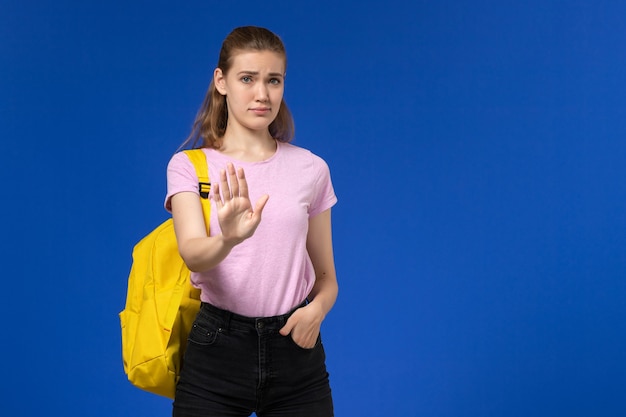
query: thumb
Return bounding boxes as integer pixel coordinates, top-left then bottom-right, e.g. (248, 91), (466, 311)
(279, 316), (295, 336)
(254, 194), (270, 214)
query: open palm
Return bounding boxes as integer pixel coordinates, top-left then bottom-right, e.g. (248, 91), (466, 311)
(212, 163), (269, 245)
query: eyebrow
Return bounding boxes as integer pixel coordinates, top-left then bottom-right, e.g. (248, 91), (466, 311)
(237, 71), (284, 77)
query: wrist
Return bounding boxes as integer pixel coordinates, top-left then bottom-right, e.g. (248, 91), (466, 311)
(218, 233), (242, 249)
(306, 297), (329, 322)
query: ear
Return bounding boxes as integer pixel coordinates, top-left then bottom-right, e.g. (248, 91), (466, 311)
(214, 68), (227, 96)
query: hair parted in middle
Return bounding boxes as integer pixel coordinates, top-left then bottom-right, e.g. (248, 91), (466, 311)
(183, 26), (295, 150)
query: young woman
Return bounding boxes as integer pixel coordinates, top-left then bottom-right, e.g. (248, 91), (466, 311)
(165, 26), (338, 416)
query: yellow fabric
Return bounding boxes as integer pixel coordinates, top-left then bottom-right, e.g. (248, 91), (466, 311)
(120, 149), (210, 399)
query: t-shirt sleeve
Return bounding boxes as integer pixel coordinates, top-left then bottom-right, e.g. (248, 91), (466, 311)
(164, 151), (199, 212)
(309, 155), (338, 217)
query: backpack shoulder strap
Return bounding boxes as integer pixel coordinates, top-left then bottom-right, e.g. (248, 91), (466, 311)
(182, 149), (211, 234)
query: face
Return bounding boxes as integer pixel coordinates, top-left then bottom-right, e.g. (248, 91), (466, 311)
(214, 50), (285, 135)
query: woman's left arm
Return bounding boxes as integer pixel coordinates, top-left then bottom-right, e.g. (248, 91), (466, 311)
(279, 208), (338, 348)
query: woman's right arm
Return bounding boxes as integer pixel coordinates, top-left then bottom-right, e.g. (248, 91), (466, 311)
(171, 163), (268, 272)
(171, 191), (235, 272)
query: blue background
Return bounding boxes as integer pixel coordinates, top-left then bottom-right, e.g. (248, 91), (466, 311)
(2, 1), (625, 415)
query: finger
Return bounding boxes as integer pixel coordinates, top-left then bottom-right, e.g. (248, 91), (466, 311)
(212, 182), (223, 207)
(253, 194), (270, 216)
(279, 316), (295, 336)
(227, 163), (239, 198)
(237, 167), (250, 199)
(219, 168), (231, 200)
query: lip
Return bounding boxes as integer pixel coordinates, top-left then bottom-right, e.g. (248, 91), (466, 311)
(250, 107), (271, 115)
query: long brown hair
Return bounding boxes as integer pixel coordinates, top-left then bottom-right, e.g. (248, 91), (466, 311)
(181, 26), (295, 150)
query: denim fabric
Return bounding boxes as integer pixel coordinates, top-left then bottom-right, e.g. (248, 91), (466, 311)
(173, 302), (333, 417)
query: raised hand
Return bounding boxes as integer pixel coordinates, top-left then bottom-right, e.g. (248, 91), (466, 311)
(212, 163), (269, 245)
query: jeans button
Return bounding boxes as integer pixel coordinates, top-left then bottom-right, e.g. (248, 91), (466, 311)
(257, 321), (264, 329)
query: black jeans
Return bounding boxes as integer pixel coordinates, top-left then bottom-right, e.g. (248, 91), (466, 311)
(173, 301), (334, 417)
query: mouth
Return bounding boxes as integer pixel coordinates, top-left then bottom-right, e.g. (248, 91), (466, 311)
(250, 107), (271, 114)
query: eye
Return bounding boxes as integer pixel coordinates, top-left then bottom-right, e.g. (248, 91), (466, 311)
(269, 78), (281, 85)
(241, 76), (252, 83)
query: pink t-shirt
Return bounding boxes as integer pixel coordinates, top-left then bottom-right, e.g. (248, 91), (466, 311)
(165, 141), (337, 317)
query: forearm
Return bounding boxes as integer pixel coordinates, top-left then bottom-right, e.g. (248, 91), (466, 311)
(308, 273), (338, 319)
(171, 190), (251, 272)
(305, 208), (338, 319)
(178, 234), (237, 272)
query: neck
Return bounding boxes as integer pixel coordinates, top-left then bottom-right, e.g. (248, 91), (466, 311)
(219, 127), (277, 162)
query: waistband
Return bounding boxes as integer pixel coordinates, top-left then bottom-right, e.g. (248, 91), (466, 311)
(199, 300), (307, 331)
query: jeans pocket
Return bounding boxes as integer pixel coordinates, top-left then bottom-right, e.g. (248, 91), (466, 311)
(188, 319), (221, 346)
(288, 333), (322, 351)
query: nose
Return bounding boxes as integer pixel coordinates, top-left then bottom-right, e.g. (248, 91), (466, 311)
(255, 83), (269, 102)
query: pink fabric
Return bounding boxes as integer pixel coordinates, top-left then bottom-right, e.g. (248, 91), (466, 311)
(165, 142), (337, 317)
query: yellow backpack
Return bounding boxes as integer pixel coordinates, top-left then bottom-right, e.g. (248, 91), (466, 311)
(119, 149), (210, 399)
